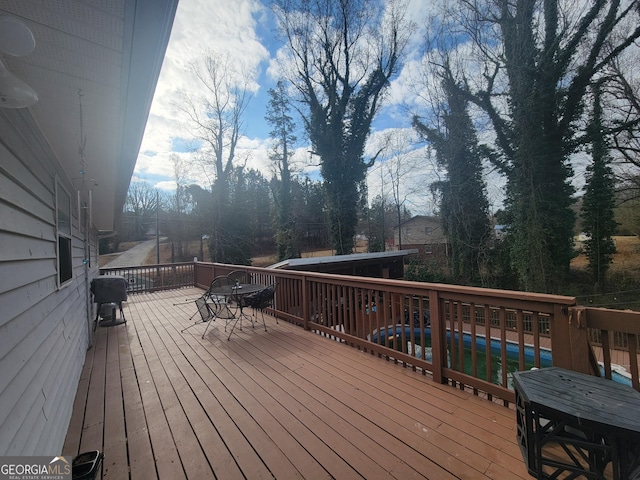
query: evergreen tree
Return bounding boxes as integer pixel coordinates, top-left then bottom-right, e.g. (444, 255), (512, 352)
(265, 81), (299, 260)
(244, 168), (273, 253)
(581, 81), (617, 290)
(296, 177), (329, 249)
(213, 167), (254, 266)
(366, 195), (387, 253)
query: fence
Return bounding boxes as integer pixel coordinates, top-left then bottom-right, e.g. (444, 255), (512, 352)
(100, 262), (195, 293)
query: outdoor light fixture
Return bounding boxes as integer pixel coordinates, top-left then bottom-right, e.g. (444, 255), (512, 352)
(0, 15), (38, 109)
(0, 59), (38, 108)
(0, 16), (36, 56)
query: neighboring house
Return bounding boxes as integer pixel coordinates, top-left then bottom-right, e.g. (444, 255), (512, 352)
(0, 1), (177, 456)
(391, 215), (450, 257)
(494, 224), (507, 241)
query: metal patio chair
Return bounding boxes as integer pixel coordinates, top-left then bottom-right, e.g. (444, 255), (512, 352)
(239, 283), (278, 332)
(226, 269), (250, 286)
(204, 275), (238, 338)
(181, 296), (217, 334)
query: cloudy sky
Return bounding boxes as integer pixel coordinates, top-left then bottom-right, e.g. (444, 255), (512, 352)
(133, 0), (500, 216)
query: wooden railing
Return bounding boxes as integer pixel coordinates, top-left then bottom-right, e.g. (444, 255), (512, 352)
(100, 262), (195, 293)
(101, 260), (640, 403)
(191, 262), (583, 405)
(571, 306), (640, 391)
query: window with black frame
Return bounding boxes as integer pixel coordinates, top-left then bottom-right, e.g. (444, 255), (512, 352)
(56, 179), (73, 285)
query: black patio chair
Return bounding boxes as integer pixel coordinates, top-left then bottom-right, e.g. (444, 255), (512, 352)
(205, 275), (238, 338)
(181, 296), (217, 334)
(240, 283), (278, 332)
(182, 276), (238, 338)
(178, 275), (225, 323)
(227, 269), (250, 286)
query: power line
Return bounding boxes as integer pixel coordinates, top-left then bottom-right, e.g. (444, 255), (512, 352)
(576, 288), (640, 299)
(584, 299), (640, 308)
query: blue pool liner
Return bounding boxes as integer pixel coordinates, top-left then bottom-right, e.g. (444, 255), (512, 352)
(372, 325), (632, 387)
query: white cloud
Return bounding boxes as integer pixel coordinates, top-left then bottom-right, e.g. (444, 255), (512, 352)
(155, 180), (178, 191)
(137, 0), (270, 188)
(237, 135), (272, 172)
(137, 0), (445, 210)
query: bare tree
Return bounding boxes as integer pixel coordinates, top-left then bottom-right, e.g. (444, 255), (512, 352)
(124, 181), (159, 240)
(607, 53), (640, 202)
(273, 0), (413, 254)
(375, 129), (426, 250)
(176, 51), (252, 262)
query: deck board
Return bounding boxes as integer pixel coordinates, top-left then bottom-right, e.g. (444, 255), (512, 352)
(63, 288), (531, 479)
(260, 334), (479, 477)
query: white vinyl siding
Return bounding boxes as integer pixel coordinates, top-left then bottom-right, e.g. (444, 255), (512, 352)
(0, 111), (96, 456)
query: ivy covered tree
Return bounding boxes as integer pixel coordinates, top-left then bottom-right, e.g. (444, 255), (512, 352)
(273, 0), (412, 254)
(414, 73), (491, 285)
(581, 81), (617, 290)
(436, 0), (640, 292)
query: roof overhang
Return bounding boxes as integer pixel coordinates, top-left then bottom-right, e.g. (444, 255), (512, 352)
(269, 249), (420, 270)
(0, 0), (178, 232)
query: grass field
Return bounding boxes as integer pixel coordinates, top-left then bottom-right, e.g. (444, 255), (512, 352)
(572, 236), (640, 270)
(570, 236), (640, 309)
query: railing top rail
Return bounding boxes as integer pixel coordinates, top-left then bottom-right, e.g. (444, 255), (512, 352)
(197, 261), (577, 306)
(101, 261), (195, 272)
(576, 306), (640, 334)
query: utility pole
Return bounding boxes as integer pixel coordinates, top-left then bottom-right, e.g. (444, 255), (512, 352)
(156, 190), (160, 264)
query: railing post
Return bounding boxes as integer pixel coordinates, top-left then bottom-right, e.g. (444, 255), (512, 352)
(568, 307), (600, 376)
(302, 275), (309, 330)
(550, 304), (591, 374)
(192, 261), (198, 287)
(429, 290), (446, 384)
(549, 304), (572, 369)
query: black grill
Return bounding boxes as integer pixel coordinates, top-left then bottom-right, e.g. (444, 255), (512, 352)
(90, 275), (127, 328)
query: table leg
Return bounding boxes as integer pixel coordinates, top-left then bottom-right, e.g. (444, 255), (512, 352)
(621, 442), (640, 479)
(93, 303), (101, 331)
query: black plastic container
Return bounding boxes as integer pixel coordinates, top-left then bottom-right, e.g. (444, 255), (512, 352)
(72, 450), (103, 480)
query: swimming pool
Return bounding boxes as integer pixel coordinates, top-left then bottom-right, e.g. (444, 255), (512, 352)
(371, 325), (632, 387)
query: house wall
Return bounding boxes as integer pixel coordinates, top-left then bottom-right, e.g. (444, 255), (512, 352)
(393, 216), (448, 248)
(0, 109), (97, 455)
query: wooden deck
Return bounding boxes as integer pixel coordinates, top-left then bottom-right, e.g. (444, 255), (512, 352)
(63, 287), (531, 479)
